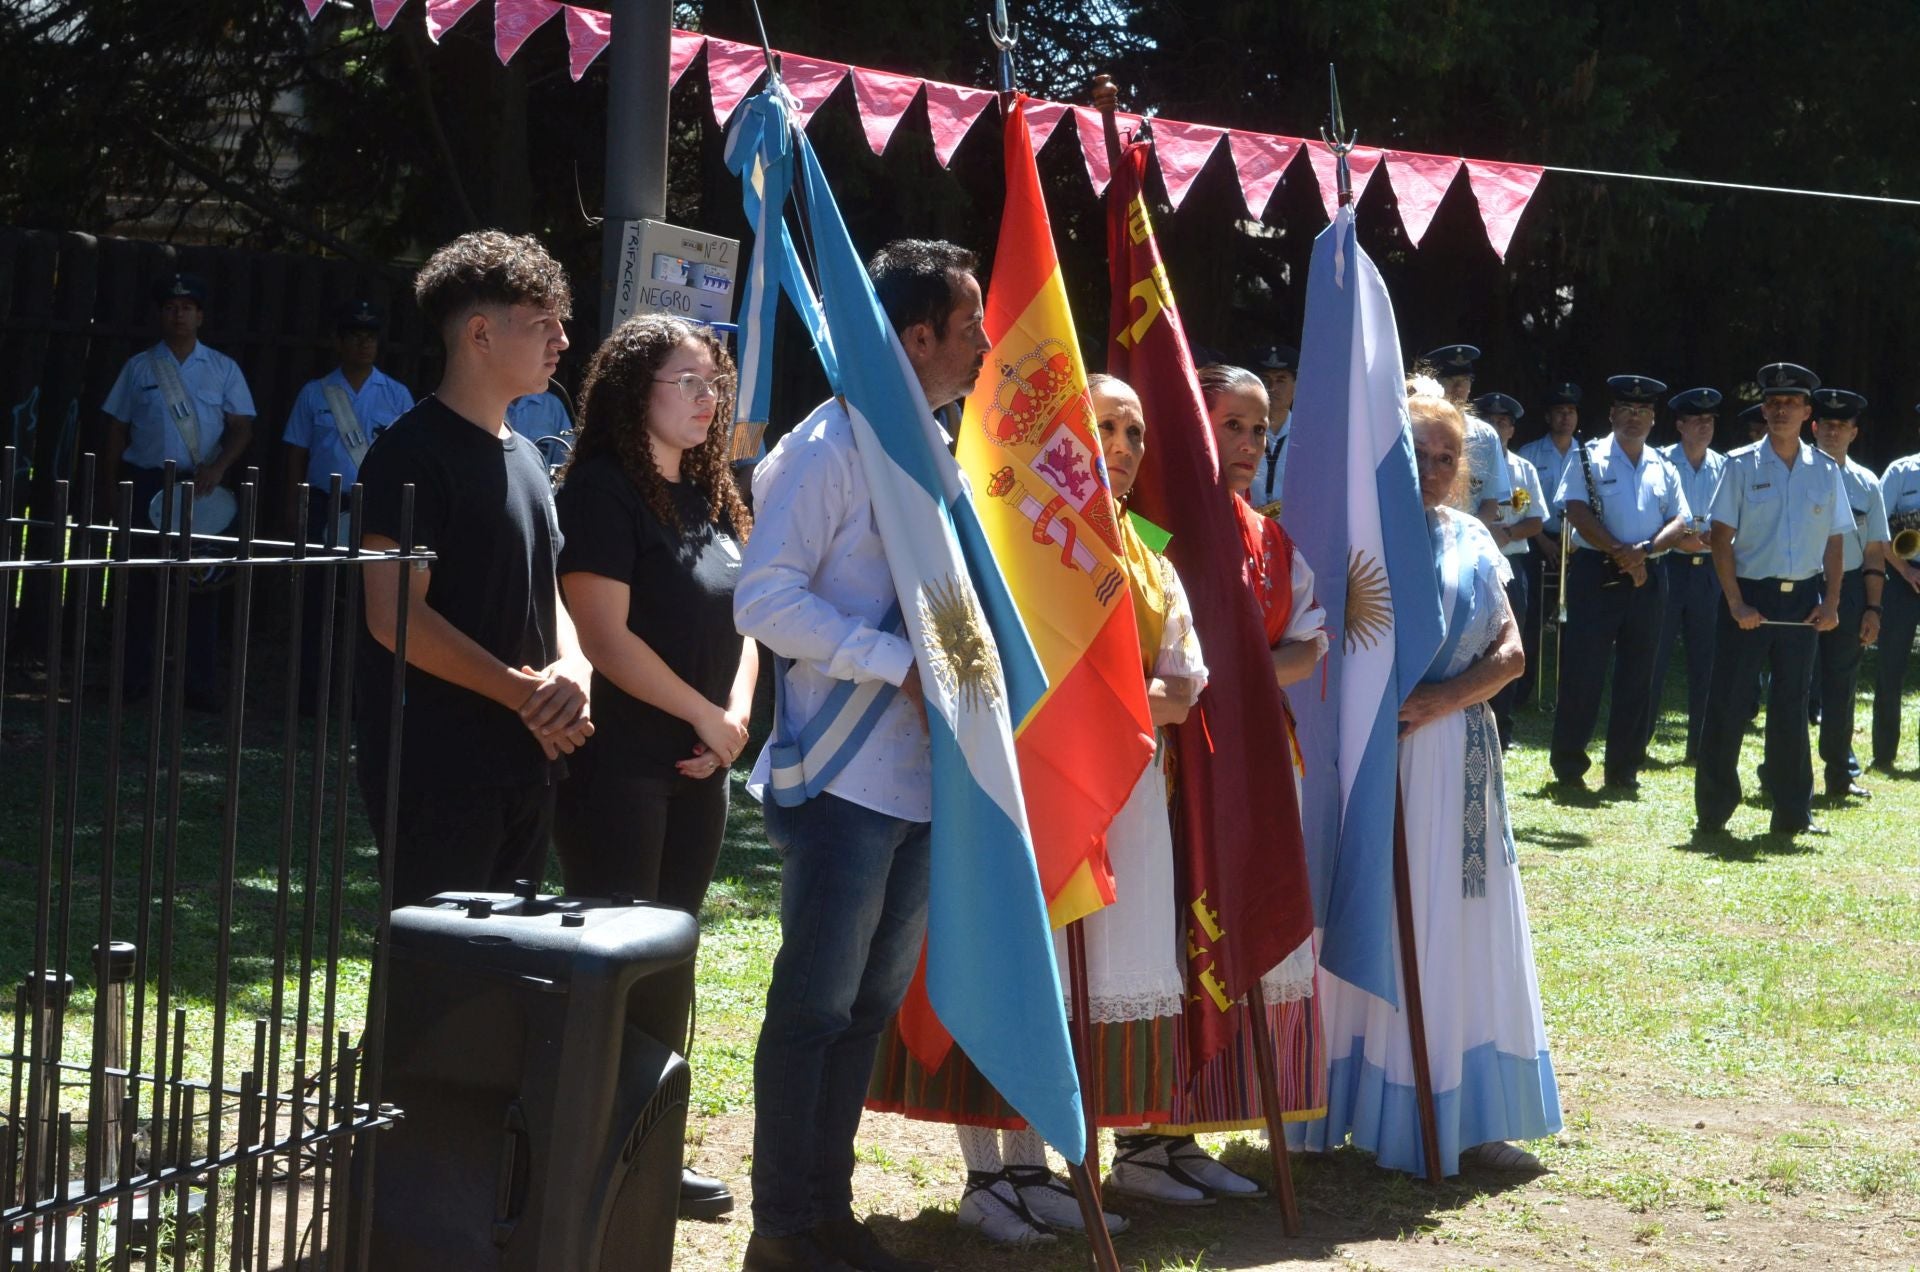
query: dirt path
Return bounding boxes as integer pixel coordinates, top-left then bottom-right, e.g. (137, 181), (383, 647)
(672, 1095), (1920, 1271)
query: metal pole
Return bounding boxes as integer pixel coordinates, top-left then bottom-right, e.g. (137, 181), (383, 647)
(598, 0), (673, 338)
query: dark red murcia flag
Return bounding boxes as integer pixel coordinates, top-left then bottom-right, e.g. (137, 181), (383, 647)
(1104, 137), (1315, 1073)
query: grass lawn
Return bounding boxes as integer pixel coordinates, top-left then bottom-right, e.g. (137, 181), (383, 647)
(6, 646), (1919, 1270)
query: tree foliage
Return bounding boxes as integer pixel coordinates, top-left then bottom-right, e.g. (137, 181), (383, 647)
(7, 0), (1920, 460)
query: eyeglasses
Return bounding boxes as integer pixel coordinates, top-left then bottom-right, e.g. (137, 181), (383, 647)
(654, 373), (734, 402)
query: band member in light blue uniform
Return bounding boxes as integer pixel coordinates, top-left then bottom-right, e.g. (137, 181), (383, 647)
(1807, 389), (1887, 801)
(1647, 387), (1726, 759)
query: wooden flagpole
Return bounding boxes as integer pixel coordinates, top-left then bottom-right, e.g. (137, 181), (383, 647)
(1243, 982), (1302, 1234)
(1065, 921), (1120, 1271)
(1391, 779), (1445, 1182)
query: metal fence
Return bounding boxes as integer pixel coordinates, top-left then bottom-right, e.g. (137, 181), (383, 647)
(1, 447), (425, 1270)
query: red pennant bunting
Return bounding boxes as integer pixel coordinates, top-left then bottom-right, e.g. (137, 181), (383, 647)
(1303, 141), (1383, 221)
(851, 66), (922, 156)
(779, 54), (849, 127)
(1024, 99), (1070, 153)
(564, 5), (611, 80)
(1152, 119), (1224, 211)
(924, 80), (994, 168)
(1072, 105), (1141, 196)
(1225, 130), (1301, 219)
(1382, 150), (1462, 248)
(495, 0), (561, 63)
(371, 0), (409, 29)
(424, 0), (482, 43)
(303, 0), (326, 19)
(1465, 160), (1545, 261)
(670, 28), (702, 88)
(706, 37), (767, 125)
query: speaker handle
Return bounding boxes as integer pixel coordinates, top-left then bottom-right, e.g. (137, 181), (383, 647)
(492, 1100), (531, 1247)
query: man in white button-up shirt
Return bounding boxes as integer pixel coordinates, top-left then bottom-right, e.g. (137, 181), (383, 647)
(736, 239), (988, 1272)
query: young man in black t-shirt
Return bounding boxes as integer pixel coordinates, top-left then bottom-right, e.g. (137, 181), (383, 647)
(355, 231), (593, 908)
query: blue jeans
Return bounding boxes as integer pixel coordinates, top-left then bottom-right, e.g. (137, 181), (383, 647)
(750, 792), (931, 1237)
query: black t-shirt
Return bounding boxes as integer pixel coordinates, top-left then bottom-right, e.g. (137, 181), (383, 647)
(355, 396), (564, 791)
(555, 455), (743, 774)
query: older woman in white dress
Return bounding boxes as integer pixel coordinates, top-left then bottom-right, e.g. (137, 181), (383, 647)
(1304, 392), (1563, 1176)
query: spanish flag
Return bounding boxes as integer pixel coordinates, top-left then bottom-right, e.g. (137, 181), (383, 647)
(958, 96), (1157, 929)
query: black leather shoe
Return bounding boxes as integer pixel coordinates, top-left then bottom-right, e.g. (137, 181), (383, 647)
(742, 1233), (855, 1272)
(1769, 818), (1829, 837)
(1601, 773), (1640, 792)
(1830, 781), (1871, 800)
(811, 1215), (936, 1272)
(680, 1166), (734, 1220)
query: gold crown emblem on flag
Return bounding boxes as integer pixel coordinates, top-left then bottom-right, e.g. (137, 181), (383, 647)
(985, 339), (1082, 448)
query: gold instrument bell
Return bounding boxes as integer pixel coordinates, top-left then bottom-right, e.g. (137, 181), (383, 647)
(1508, 486), (1531, 515)
(1891, 511), (1920, 560)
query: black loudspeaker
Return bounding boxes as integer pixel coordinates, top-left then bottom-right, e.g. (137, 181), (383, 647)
(367, 891), (699, 1271)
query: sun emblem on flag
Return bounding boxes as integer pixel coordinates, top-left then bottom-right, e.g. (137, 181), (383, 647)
(1344, 548), (1392, 653)
(918, 573), (1003, 713)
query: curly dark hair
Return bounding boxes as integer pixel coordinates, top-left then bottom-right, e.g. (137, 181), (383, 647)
(413, 230), (573, 336)
(565, 315), (751, 541)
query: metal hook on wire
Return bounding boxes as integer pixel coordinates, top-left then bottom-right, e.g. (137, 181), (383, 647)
(1321, 63), (1357, 207)
(988, 0), (1019, 95)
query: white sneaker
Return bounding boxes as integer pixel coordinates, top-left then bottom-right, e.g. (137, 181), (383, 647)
(1102, 1135), (1216, 1206)
(958, 1171), (1057, 1246)
(1004, 1166), (1129, 1235)
(1166, 1135), (1267, 1199)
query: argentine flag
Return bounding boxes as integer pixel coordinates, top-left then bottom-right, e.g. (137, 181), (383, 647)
(727, 88), (1088, 1162)
(1285, 205), (1446, 1006)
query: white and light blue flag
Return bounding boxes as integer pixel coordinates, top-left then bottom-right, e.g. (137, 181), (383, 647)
(727, 88), (1087, 1162)
(1284, 205), (1446, 1007)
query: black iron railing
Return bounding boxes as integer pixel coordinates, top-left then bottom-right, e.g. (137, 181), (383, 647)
(1, 448), (424, 1270)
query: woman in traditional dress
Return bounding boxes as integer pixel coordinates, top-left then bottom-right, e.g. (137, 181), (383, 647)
(553, 315), (757, 1216)
(864, 375), (1207, 1245)
(1106, 364), (1330, 1204)
(1308, 392), (1562, 1175)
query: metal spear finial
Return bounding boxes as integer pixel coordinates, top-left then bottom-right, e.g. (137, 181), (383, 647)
(989, 0), (1019, 95)
(1321, 63), (1357, 207)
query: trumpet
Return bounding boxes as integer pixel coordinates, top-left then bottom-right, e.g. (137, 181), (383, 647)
(1892, 511), (1920, 561)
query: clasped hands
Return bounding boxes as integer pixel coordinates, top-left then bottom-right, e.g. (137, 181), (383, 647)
(678, 703), (751, 780)
(514, 659), (594, 759)
(1606, 540), (1650, 588)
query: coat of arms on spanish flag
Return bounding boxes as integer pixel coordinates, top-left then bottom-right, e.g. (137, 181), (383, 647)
(958, 95), (1156, 930)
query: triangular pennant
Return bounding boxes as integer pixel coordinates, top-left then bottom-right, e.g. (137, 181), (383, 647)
(924, 80), (995, 167)
(371, 0), (409, 29)
(706, 37), (767, 126)
(669, 28), (703, 88)
(1465, 160), (1545, 261)
(1382, 150), (1463, 248)
(1303, 141), (1384, 221)
(1071, 105), (1141, 197)
(564, 5), (611, 80)
(424, 0), (482, 43)
(850, 66), (922, 156)
(779, 53), (849, 127)
(1151, 119), (1225, 210)
(494, 0), (562, 63)
(1225, 130), (1302, 218)
(1024, 99), (1071, 153)
(302, 0), (326, 20)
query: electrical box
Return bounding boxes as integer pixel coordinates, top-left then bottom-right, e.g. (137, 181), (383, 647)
(610, 219), (739, 327)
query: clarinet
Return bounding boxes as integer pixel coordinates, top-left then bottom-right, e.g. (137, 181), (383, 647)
(1575, 441), (1629, 588)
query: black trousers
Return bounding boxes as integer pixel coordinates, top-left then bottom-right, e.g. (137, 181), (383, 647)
(358, 761), (555, 910)
(1696, 576), (1823, 831)
(1647, 553), (1720, 757)
(1491, 556), (1530, 744)
(552, 737), (729, 915)
(1871, 570), (1920, 768)
(1515, 541), (1549, 706)
(122, 465), (220, 699)
(1816, 570), (1868, 788)
(1551, 549), (1666, 784)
